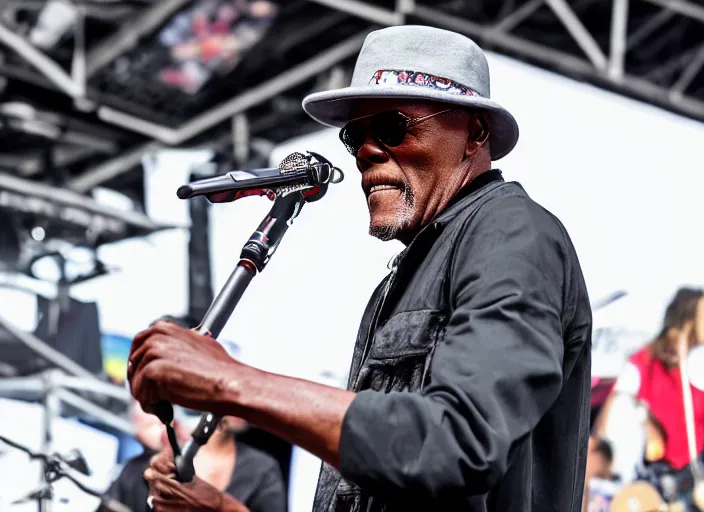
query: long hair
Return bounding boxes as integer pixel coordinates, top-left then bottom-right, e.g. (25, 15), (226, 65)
(649, 287), (703, 366)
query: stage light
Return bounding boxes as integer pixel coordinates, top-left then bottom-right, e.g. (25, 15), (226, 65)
(30, 254), (62, 283)
(28, 247), (99, 284)
(31, 226), (46, 242)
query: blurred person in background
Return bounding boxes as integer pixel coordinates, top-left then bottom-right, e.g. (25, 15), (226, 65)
(594, 287), (704, 502)
(103, 315), (286, 512)
(131, 400), (182, 453)
(102, 411), (286, 512)
(582, 437), (615, 511)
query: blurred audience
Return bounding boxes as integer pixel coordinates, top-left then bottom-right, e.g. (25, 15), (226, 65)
(587, 437), (615, 481)
(591, 287), (704, 510)
(582, 437), (615, 511)
(595, 287), (704, 470)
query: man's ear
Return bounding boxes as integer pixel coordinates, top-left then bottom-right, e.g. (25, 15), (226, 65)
(465, 114), (490, 158)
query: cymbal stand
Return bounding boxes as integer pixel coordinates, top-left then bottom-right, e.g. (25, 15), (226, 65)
(0, 434), (131, 512)
(0, 369), (134, 512)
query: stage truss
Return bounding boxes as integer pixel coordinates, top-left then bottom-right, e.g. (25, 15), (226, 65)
(0, 0), (701, 216)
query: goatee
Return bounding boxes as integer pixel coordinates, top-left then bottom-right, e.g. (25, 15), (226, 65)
(369, 186), (415, 241)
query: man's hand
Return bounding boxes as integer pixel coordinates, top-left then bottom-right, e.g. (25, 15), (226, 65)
(144, 451), (249, 512)
(128, 320), (356, 470)
(128, 321), (239, 415)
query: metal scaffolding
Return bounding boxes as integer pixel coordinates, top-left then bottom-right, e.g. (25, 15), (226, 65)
(0, 0), (701, 194)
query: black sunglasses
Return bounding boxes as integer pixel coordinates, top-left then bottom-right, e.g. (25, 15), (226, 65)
(339, 108), (457, 157)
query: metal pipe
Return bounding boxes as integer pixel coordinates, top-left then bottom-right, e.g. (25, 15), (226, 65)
(66, 141), (163, 193)
(544, 0), (608, 70)
(40, 382), (60, 512)
(670, 45), (704, 100)
(53, 374), (131, 402)
(609, 0), (629, 79)
(641, 0), (704, 24)
(70, 5), (86, 98)
(412, 5), (704, 119)
(626, 8), (674, 50)
(494, 0), (544, 33)
(85, 0), (191, 78)
(53, 388), (135, 436)
(96, 31), (371, 144)
(0, 22), (82, 97)
(307, 0), (403, 25)
(0, 315), (96, 380)
(0, 171), (177, 230)
(64, 0), (704, 193)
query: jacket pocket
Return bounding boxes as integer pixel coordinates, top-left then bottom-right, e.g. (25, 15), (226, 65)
(330, 481), (396, 512)
(354, 310), (446, 393)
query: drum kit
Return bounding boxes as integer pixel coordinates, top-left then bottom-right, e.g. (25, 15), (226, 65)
(590, 345), (704, 512)
(604, 478), (704, 512)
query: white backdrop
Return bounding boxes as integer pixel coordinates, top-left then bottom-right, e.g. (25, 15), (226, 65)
(1, 49), (704, 511)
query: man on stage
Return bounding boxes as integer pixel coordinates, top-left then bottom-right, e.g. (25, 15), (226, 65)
(128, 25), (592, 511)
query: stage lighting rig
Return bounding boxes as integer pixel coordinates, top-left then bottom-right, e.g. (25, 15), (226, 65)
(0, 171), (178, 280)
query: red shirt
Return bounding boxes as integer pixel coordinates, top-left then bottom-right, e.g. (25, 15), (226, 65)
(628, 347), (704, 470)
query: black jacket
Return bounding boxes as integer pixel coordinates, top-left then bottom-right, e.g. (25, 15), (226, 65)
(313, 170), (592, 511)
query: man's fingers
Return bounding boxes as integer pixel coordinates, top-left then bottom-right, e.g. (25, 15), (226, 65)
(130, 324), (161, 359)
(151, 454), (176, 474)
(148, 473), (184, 500)
(129, 334), (167, 375)
(151, 477), (175, 496)
(149, 495), (189, 512)
(148, 452), (169, 469)
(131, 362), (164, 409)
(129, 326), (159, 382)
(130, 322), (177, 363)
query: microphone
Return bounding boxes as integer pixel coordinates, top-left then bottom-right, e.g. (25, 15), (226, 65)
(147, 151), (344, 483)
(176, 152), (342, 203)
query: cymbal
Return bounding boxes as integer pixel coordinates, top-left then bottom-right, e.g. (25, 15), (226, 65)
(610, 481), (665, 512)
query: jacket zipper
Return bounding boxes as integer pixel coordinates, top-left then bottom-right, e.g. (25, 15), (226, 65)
(352, 252), (402, 390)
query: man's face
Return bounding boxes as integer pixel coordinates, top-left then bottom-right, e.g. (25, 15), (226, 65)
(219, 415), (248, 434)
(346, 99), (479, 244)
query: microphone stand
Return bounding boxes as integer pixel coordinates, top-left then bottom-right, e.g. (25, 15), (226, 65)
(676, 335), (704, 511)
(0, 369), (133, 512)
(154, 153), (342, 483)
(0, 434), (132, 512)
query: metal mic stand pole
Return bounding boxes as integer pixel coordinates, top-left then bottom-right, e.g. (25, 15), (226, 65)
(149, 151), (343, 489)
(151, 191), (306, 482)
(40, 259), (70, 512)
(39, 371), (60, 512)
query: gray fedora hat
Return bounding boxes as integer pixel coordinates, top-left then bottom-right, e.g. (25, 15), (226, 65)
(302, 25), (519, 160)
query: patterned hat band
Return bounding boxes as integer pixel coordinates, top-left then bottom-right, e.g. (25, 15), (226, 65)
(369, 69), (482, 97)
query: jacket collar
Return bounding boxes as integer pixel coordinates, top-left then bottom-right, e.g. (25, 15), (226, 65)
(432, 168), (504, 228)
(392, 169), (505, 268)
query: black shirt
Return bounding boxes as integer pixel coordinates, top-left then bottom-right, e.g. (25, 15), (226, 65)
(314, 170), (593, 511)
(103, 441), (286, 512)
